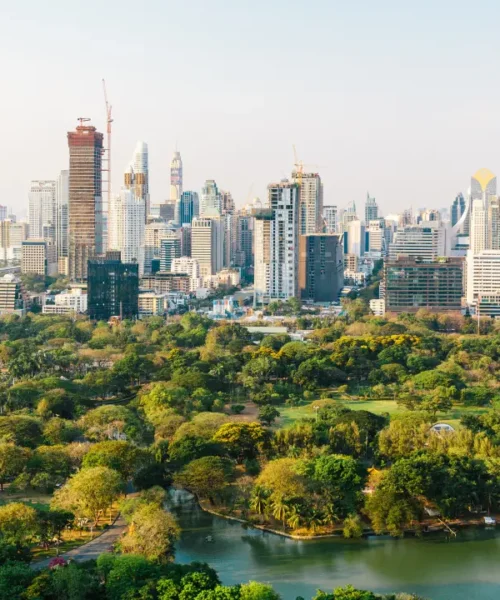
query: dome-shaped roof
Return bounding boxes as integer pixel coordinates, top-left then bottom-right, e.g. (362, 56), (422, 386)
(472, 168), (496, 192)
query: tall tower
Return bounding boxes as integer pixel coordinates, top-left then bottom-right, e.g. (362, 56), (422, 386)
(68, 121), (104, 282)
(470, 168), (497, 254)
(170, 151), (183, 202)
(293, 172), (322, 235)
(131, 142), (149, 219)
(200, 180), (221, 216)
(108, 187), (145, 276)
(28, 180), (56, 240)
(55, 170), (69, 263)
(365, 193), (378, 223)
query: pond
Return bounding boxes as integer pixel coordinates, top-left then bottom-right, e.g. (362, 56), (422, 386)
(170, 490), (500, 600)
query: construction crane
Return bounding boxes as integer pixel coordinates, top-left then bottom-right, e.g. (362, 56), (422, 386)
(77, 117), (91, 126)
(102, 79), (113, 208)
(292, 145), (322, 187)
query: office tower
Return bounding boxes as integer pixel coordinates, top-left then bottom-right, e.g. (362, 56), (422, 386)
(180, 225), (192, 257)
(346, 219), (365, 257)
(0, 220), (29, 262)
(56, 170), (69, 262)
(28, 180), (56, 240)
(293, 173), (322, 235)
(108, 187), (145, 275)
(223, 212), (237, 268)
(341, 201), (358, 228)
(236, 212), (254, 269)
(160, 232), (181, 271)
(68, 122), (104, 281)
(21, 239), (57, 276)
(175, 191), (199, 226)
(0, 207), (6, 222)
(171, 256), (201, 279)
(323, 205), (338, 234)
(200, 180), (221, 216)
(0, 274), (27, 316)
(220, 190), (235, 215)
(388, 222), (447, 261)
(399, 209), (413, 227)
(127, 141), (150, 219)
(254, 211), (272, 303)
(365, 193), (378, 223)
(254, 181), (299, 301)
(298, 234), (343, 303)
(87, 258), (139, 320)
(144, 221), (171, 274)
(384, 256), (464, 313)
(367, 219), (385, 253)
(418, 209), (441, 223)
(191, 216), (223, 277)
(471, 168), (496, 200)
(170, 151), (183, 202)
(451, 193), (466, 227)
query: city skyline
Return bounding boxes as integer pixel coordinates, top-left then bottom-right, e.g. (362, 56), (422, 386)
(3, 1), (500, 215)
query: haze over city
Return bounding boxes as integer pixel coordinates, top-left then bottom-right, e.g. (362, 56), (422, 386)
(3, 0), (500, 214)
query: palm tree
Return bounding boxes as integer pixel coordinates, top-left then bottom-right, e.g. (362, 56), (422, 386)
(306, 509), (324, 534)
(250, 487), (268, 523)
(323, 502), (339, 527)
(271, 498), (288, 531)
(287, 505), (302, 530)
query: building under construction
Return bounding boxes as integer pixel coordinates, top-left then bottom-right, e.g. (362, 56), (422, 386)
(68, 121), (104, 281)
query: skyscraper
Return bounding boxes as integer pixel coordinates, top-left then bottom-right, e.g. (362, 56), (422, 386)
(469, 169), (499, 254)
(87, 258), (139, 320)
(28, 180), (56, 240)
(68, 122), (104, 282)
(174, 191), (199, 226)
(451, 193), (466, 227)
(108, 187), (145, 276)
(388, 222), (447, 261)
(323, 205), (338, 234)
(298, 234), (343, 302)
(365, 193), (378, 223)
(129, 141), (150, 219)
(191, 217), (223, 277)
(144, 221), (171, 274)
(56, 170), (69, 264)
(294, 173), (322, 235)
(170, 151), (183, 202)
(200, 180), (221, 216)
(160, 233), (181, 271)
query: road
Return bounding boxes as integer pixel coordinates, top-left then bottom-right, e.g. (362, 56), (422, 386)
(32, 513), (127, 570)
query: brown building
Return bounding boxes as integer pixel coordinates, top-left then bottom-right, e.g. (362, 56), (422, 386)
(298, 234), (344, 303)
(68, 122), (104, 282)
(384, 256), (464, 313)
(141, 271), (191, 294)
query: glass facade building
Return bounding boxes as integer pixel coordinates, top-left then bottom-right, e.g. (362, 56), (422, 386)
(87, 259), (139, 320)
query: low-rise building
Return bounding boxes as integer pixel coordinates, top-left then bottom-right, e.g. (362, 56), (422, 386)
(138, 292), (168, 317)
(0, 274), (27, 316)
(42, 288), (87, 315)
(141, 272), (191, 294)
(369, 298), (386, 316)
(21, 239), (57, 276)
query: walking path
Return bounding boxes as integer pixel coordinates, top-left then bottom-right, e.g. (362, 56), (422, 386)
(32, 513), (127, 570)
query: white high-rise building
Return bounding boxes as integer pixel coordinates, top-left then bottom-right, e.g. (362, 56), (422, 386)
(367, 219), (385, 253)
(170, 151), (183, 202)
(172, 256), (201, 291)
(108, 188), (145, 275)
(388, 222), (448, 261)
(28, 180), (56, 241)
(200, 180), (221, 216)
(466, 250), (500, 304)
(346, 219), (365, 257)
(56, 170), (69, 261)
(323, 205), (338, 234)
(144, 221), (171, 274)
(191, 216), (223, 277)
(254, 212), (272, 303)
(294, 172), (322, 235)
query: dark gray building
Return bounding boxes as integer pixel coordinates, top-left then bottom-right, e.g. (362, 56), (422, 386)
(87, 258), (139, 320)
(298, 234), (343, 303)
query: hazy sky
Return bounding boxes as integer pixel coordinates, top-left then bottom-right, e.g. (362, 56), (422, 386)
(2, 0), (500, 217)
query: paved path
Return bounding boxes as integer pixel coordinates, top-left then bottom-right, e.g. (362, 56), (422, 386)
(32, 514), (127, 570)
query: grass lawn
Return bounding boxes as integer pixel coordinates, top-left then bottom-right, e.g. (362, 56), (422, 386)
(279, 398), (490, 428)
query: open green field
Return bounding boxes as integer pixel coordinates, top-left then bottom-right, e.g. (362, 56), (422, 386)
(279, 398), (490, 429)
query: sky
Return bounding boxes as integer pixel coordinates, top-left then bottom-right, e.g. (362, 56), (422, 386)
(2, 0), (500, 217)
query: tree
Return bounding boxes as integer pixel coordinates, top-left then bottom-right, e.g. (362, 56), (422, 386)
(120, 503), (180, 562)
(213, 422), (268, 462)
(378, 413), (430, 460)
(169, 435), (222, 465)
(258, 405), (280, 426)
(24, 444), (73, 492)
(52, 466), (123, 525)
(78, 405), (146, 443)
(240, 581), (281, 600)
(97, 554), (161, 600)
(256, 458), (306, 502)
(0, 416), (43, 448)
(0, 502), (38, 546)
(0, 443), (30, 491)
(36, 388), (76, 420)
(82, 440), (150, 480)
(0, 562), (34, 600)
(364, 486), (420, 537)
(174, 456), (232, 504)
(36, 508), (74, 549)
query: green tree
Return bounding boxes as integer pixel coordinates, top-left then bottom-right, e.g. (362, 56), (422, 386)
(82, 440), (150, 480)
(258, 405), (281, 426)
(213, 422), (268, 462)
(0, 562), (34, 600)
(0, 443), (30, 491)
(174, 456), (233, 504)
(0, 502), (38, 546)
(52, 466), (123, 525)
(240, 581), (281, 600)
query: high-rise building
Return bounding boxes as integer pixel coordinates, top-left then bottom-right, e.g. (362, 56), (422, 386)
(365, 193), (378, 223)
(108, 187), (145, 275)
(388, 222), (448, 261)
(465, 249), (500, 312)
(21, 239), (57, 276)
(298, 234), (343, 303)
(0, 274), (27, 316)
(170, 151), (183, 202)
(469, 169), (499, 255)
(200, 180), (221, 216)
(294, 173), (322, 235)
(171, 256), (200, 279)
(0, 207), (7, 222)
(56, 171), (69, 262)
(174, 191), (199, 226)
(345, 219), (366, 257)
(254, 181), (299, 302)
(191, 216), (223, 277)
(366, 219), (386, 253)
(87, 258), (139, 320)
(28, 180), (56, 240)
(451, 193), (466, 227)
(471, 168), (496, 201)
(127, 142), (150, 219)
(159, 201), (177, 222)
(68, 122), (104, 282)
(323, 206), (338, 234)
(160, 233), (181, 271)
(384, 256), (464, 313)
(144, 221), (171, 274)
(236, 212), (254, 269)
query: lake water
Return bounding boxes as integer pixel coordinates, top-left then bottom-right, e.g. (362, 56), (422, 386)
(170, 491), (500, 600)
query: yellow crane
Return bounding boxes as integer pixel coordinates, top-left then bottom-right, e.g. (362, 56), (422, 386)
(292, 145), (323, 187)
